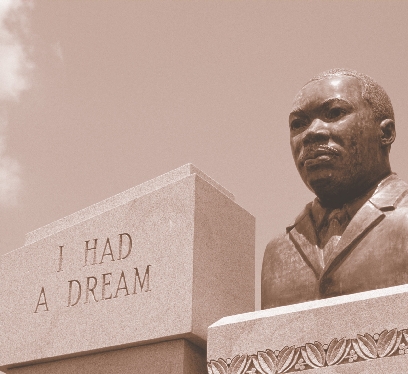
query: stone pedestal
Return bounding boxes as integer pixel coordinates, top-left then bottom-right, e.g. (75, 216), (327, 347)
(207, 285), (408, 373)
(6, 340), (205, 374)
(0, 164), (255, 373)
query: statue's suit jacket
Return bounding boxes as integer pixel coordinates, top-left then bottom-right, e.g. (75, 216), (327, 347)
(261, 174), (408, 309)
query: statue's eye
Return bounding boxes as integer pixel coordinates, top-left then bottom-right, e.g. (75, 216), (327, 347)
(290, 119), (307, 130)
(327, 107), (346, 119)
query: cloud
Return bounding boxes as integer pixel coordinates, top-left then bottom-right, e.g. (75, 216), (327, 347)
(0, 0), (32, 100)
(0, 134), (20, 206)
(0, 0), (32, 206)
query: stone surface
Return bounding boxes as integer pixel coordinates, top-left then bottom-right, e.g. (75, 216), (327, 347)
(0, 165), (255, 370)
(208, 284), (408, 373)
(25, 164), (234, 245)
(4, 339), (206, 374)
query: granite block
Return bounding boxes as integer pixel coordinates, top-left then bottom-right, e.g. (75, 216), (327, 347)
(207, 284), (408, 373)
(4, 339), (206, 374)
(0, 165), (255, 370)
(25, 164), (234, 246)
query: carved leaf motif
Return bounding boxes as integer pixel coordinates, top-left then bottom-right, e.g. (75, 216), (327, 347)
(326, 338), (347, 366)
(305, 342), (325, 367)
(266, 349), (279, 366)
(209, 360), (228, 374)
(208, 327), (408, 373)
(377, 329), (398, 357)
(243, 355), (254, 374)
(251, 356), (262, 374)
(207, 363), (213, 374)
(276, 346), (296, 373)
(257, 350), (277, 374)
(388, 330), (403, 357)
(301, 347), (317, 369)
(326, 338), (338, 363)
(230, 355), (240, 370)
(352, 338), (368, 359)
(314, 342), (326, 364)
(252, 355), (269, 374)
(357, 334), (377, 358)
(343, 340), (352, 363)
(403, 329), (408, 344)
(229, 354), (248, 374)
(285, 348), (300, 373)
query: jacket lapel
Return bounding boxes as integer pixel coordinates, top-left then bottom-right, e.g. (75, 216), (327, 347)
(321, 202), (384, 277)
(322, 175), (408, 278)
(287, 204), (324, 278)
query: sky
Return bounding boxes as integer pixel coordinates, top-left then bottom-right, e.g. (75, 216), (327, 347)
(1, 0), (408, 311)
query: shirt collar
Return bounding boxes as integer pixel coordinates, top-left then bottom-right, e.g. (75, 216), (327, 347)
(310, 184), (377, 230)
(287, 173), (396, 232)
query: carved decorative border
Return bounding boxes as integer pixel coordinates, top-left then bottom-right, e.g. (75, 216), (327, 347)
(207, 328), (408, 373)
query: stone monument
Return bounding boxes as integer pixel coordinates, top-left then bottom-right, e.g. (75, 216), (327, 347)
(207, 69), (408, 373)
(208, 284), (408, 373)
(0, 164), (255, 374)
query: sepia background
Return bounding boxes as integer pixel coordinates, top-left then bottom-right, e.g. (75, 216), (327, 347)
(1, 0), (408, 309)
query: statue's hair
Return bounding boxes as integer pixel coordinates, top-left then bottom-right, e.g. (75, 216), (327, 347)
(306, 68), (394, 122)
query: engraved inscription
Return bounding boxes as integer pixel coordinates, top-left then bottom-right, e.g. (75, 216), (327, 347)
(34, 232), (150, 313)
(102, 272), (113, 300)
(119, 233), (132, 260)
(34, 287), (49, 313)
(100, 238), (114, 264)
(84, 239), (97, 266)
(67, 280), (81, 307)
(67, 265), (152, 306)
(58, 245), (63, 272)
(114, 270), (130, 298)
(134, 265), (152, 293)
(85, 276), (98, 303)
(84, 233), (133, 266)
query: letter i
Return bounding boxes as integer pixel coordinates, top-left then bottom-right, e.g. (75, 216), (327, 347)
(58, 245), (63, 272)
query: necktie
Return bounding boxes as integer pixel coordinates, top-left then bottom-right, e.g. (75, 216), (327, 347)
(318, 207), (350, 264)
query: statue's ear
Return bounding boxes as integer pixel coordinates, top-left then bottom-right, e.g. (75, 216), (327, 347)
(380, 119), (395, 148)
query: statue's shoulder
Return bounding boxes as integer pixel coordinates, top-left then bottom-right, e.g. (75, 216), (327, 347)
(264, 201), (312, 257)
(397, 177), (408, 207)
(393, 174), (408, 192)
(262, 232), (292, 284)
(397, 193), (408, 208)
(369, 175), (408, 231)
(387, 175), (408, 208)
(264, 232), (290, 252)
(370, 174), (408, 210)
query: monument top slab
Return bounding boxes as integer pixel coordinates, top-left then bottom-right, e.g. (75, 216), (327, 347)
(213, 283), (408, 328)
(25, 163), (234, 245)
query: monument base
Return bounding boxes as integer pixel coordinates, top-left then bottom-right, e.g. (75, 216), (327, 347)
(4, 339), (206, 374)
(208, 285), (408, 373)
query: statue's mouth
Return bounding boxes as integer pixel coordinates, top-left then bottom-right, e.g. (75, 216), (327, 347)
(300, 146), (340, 167)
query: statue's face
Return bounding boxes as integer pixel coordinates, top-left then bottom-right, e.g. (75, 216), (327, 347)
(289, 75), (384, 205)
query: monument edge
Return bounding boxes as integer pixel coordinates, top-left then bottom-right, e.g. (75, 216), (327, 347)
(209, 283), (408, 328)
(23, 164), (235, 246)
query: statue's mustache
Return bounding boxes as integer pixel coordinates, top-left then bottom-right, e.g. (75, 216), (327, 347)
(299, 145), (340, 165)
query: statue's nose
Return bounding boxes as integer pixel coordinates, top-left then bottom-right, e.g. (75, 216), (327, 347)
(302, 118), (330, 145)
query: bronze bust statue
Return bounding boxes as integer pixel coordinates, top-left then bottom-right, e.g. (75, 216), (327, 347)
(262, 68), (408, 309)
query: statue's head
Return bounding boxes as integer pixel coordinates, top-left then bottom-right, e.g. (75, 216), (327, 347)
(289, 68), (396, 207)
